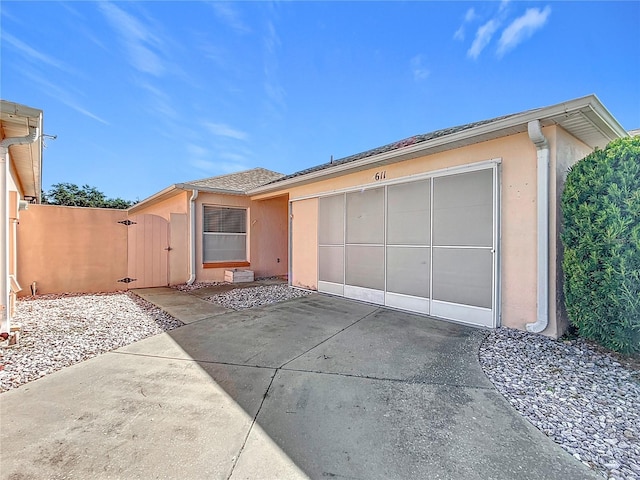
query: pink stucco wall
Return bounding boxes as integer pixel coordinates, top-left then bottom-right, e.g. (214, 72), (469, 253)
(259, 126), (593, 337)
(17, 204), (128, 295)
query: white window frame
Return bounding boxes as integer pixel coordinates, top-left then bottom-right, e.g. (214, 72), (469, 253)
(202, 205), (248, 263)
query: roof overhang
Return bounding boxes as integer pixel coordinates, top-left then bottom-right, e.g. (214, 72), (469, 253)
(128, 183), (246, 214)
(249, 94), (627, 195)
(0, 100), (43, 201)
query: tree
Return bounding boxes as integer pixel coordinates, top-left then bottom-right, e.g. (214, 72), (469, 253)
(42, 183), (135, 209)
(561, 136), (640, 354)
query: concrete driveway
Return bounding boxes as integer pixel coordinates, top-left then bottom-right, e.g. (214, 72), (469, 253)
(1, 292), (598, 480)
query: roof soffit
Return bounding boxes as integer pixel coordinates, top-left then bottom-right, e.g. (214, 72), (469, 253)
(1, 101), (43, 200)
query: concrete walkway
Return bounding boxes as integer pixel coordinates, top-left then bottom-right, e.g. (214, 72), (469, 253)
(0, 289), (599, 480)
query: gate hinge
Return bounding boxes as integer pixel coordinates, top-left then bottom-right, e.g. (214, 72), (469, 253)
(118, 277), (137, 284)
(118, 220), (137, 226)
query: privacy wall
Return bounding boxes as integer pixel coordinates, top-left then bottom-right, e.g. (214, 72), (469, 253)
(17, 204), (128, 295)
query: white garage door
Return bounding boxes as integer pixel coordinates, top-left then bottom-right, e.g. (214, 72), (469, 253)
(317, 166), (498, 328)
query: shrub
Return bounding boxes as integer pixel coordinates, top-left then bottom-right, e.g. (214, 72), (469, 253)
(561, 136), (640, 354)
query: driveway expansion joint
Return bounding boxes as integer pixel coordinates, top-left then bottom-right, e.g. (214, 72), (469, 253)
(278, 366), (495, 390)
(277, 308), (381, 370)
(227, 369), (278, 480)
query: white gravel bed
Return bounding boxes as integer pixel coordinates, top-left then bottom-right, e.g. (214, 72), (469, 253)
(0, 292), (183, 393)
(205, 284), (311, 310)
(172, 281), (227, 292)
(480, 328), (640, 480)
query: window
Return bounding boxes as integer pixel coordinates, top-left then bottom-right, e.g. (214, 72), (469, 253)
(203, 206), (247, 263)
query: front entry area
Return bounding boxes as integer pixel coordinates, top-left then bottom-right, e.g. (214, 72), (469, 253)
(316, 164), (499, 327)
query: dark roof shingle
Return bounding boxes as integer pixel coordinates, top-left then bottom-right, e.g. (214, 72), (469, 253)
(183, 167), (284, 193)
(266, 111), (525, 185)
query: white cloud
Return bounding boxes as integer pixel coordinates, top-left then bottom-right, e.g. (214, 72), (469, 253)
(467, 19), (500, 60)
(23, 71), (109, 125)
(98, 2), (166, 76)
(2, 32), (76, 74)
(187, 144), (209, 157)
(205, 122), (248, 141)
(190, 159), (217, 171)
(216, 162), (251, 174)
(410, 55), (430, 81)
(189, 158), (249, 174)
(210, 2), (250, 34)
(262, 19), (286, 116)
(497, 6), (551, 57)
(465, 7), (477, 22)
(219, 151), (249, 163)
(454, 8), (478, 41)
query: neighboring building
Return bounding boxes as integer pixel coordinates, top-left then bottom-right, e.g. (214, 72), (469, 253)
(14, 94), (629, 340)
(1, 100), (43, 342)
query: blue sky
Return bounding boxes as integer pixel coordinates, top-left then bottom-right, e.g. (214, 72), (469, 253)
(2, 1), (639, 202)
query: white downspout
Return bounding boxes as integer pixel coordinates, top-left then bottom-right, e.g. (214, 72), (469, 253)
(1, 127), (40, 334)
(526, 120), (549, 333)
(186, 189), (199, 285)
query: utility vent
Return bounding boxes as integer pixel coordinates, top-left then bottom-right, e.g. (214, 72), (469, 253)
(118, 219), (137, 226)
(117, 277), (137, 284)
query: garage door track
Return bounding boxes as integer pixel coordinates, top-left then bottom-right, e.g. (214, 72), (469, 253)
(0, 292), (599, 479)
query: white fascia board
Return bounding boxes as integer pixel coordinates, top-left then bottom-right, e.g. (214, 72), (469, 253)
(128, 185), (180, 213)
(0, 101), (43, 126)
(177, 184), (247, 196)
(129, 184), (247, 213)
(248, 95), (625, 196)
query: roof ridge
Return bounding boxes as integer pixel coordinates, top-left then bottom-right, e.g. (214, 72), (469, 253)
(182, 166), (280, 186)
(264, 109), (527, 186)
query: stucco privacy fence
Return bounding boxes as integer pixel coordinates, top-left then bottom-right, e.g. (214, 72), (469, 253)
(4, 95), (631, 342)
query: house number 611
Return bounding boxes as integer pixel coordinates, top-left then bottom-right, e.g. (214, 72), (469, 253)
(374, 171), (386, 181)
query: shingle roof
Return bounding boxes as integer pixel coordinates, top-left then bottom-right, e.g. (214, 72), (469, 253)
(267, 111), (525, 185)
(182, 167), (284, 193)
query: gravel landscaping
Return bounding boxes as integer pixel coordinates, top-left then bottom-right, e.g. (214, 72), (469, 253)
(0, 292), (183, 393)
(480, 328), (640, 480)
(205, 284), (311, 310)
(2, 288), (638, 480)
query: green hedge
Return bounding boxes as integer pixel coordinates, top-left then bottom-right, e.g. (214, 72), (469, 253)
(561, 136), (640, 354)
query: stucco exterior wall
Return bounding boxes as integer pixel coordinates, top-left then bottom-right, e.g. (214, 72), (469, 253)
(192, 193), (289, 282)
(547, 126), (593, 337)
(17, 204), (128, 295)
(256, 131), (577, 334)
(130, 191), (189, 220)
(195, 193), (252, 282)
(169, 213), (189, 285)
(290, 198), (318, 290)
(249, 195), (289, 279)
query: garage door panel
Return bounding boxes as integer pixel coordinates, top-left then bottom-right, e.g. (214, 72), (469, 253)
(387, 180), (430, 245)
(386, 246), (430, 298)
(346, 188), (384, 244)
(433, 170), (493, 247)
(319, 246), (344, 284)
(315, 165), (497, 328)
(346, 245), (384, 290)
(432, 248), (493, 309)
(319, 195), (344, 245)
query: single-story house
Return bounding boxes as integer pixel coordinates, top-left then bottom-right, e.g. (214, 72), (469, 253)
(10, 94), (629, 340)
(0, 100), (43, 341)
(129, 94), (627, 338)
